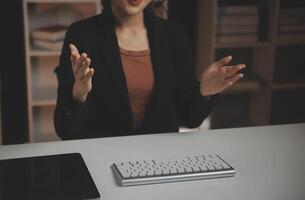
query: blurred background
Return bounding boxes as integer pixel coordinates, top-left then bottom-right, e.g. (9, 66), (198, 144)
(1, 0), (305, 144)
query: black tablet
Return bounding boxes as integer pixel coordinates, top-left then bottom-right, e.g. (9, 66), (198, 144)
(0, 153), (100, 200)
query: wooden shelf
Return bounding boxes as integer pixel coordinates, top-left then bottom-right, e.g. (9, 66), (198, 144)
(272, 82), (305, 91)
(32, 99), (56, 107)
(30, 48), (61, 57)
(276, 38), (305, 46)
(216, 42), (272, 49)
(224, 79), (262, 94)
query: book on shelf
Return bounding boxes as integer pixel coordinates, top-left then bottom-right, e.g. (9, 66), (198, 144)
(217, 15), (259, 26)
(228, 79), (260, 92)
(217, 25), (258, 35)
(216, 34), (258, 44)
(216, 6), (259, 44)
(278, 8), (305, 41)
(31, 24), (68, 42)
(218, 5), (259, 15)
(33, 39), (64, 51)
(279, 7), (305, 35)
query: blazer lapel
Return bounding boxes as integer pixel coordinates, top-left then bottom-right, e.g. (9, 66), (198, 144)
(95, 11), (133, 123)
(140, 13), (175, 129)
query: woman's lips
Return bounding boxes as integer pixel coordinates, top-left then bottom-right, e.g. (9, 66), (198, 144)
(128, 0), (143, 6)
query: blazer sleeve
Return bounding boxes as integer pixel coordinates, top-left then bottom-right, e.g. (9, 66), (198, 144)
(168, 22), (218, 128)
(54, 24), (91, 140)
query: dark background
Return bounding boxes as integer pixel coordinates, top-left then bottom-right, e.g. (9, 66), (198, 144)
(1, 0), (28, 144)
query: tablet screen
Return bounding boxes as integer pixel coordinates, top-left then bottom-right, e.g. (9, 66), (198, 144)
(0, 153), (100, 200)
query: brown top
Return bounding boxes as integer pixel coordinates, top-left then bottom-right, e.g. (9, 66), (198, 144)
(120, 47), (155, 128)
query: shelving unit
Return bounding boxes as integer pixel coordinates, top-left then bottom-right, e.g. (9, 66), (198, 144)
(23, 0), (101, 142)
(194, 0), (305, 129)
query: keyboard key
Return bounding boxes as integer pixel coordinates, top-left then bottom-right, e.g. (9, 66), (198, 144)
(184, 166), (193, 173)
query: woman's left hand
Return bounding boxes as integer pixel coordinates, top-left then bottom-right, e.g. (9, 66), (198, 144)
(200, 56), (246, 96)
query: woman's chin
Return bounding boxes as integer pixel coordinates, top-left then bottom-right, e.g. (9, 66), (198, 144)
(112, 0), (151, 17)
(123, 5), (146, 16)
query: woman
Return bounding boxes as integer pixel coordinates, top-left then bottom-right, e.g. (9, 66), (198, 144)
(54, 0), (245, 140)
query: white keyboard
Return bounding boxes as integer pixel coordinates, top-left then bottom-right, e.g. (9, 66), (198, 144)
(112, 154), (235, 186)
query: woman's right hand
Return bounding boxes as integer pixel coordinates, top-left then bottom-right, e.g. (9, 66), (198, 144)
(69, 43), (94, 103)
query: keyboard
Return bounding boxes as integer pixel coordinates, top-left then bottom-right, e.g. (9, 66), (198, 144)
(112, 154), (235, 186)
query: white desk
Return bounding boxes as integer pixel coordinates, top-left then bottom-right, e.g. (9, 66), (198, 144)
(0, 123), (305, 200)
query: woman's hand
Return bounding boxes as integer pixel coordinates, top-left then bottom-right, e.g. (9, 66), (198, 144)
(200, 56), (246, 96)
(69, 43), (95, 103)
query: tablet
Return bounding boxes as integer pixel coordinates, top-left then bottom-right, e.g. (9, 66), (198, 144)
(0, 153), (100, 200)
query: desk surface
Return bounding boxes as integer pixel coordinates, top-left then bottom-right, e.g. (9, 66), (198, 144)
(1, 123), (305, 200)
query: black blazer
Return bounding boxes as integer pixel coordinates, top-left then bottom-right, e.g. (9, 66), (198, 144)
(54, 9), (217, 140)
